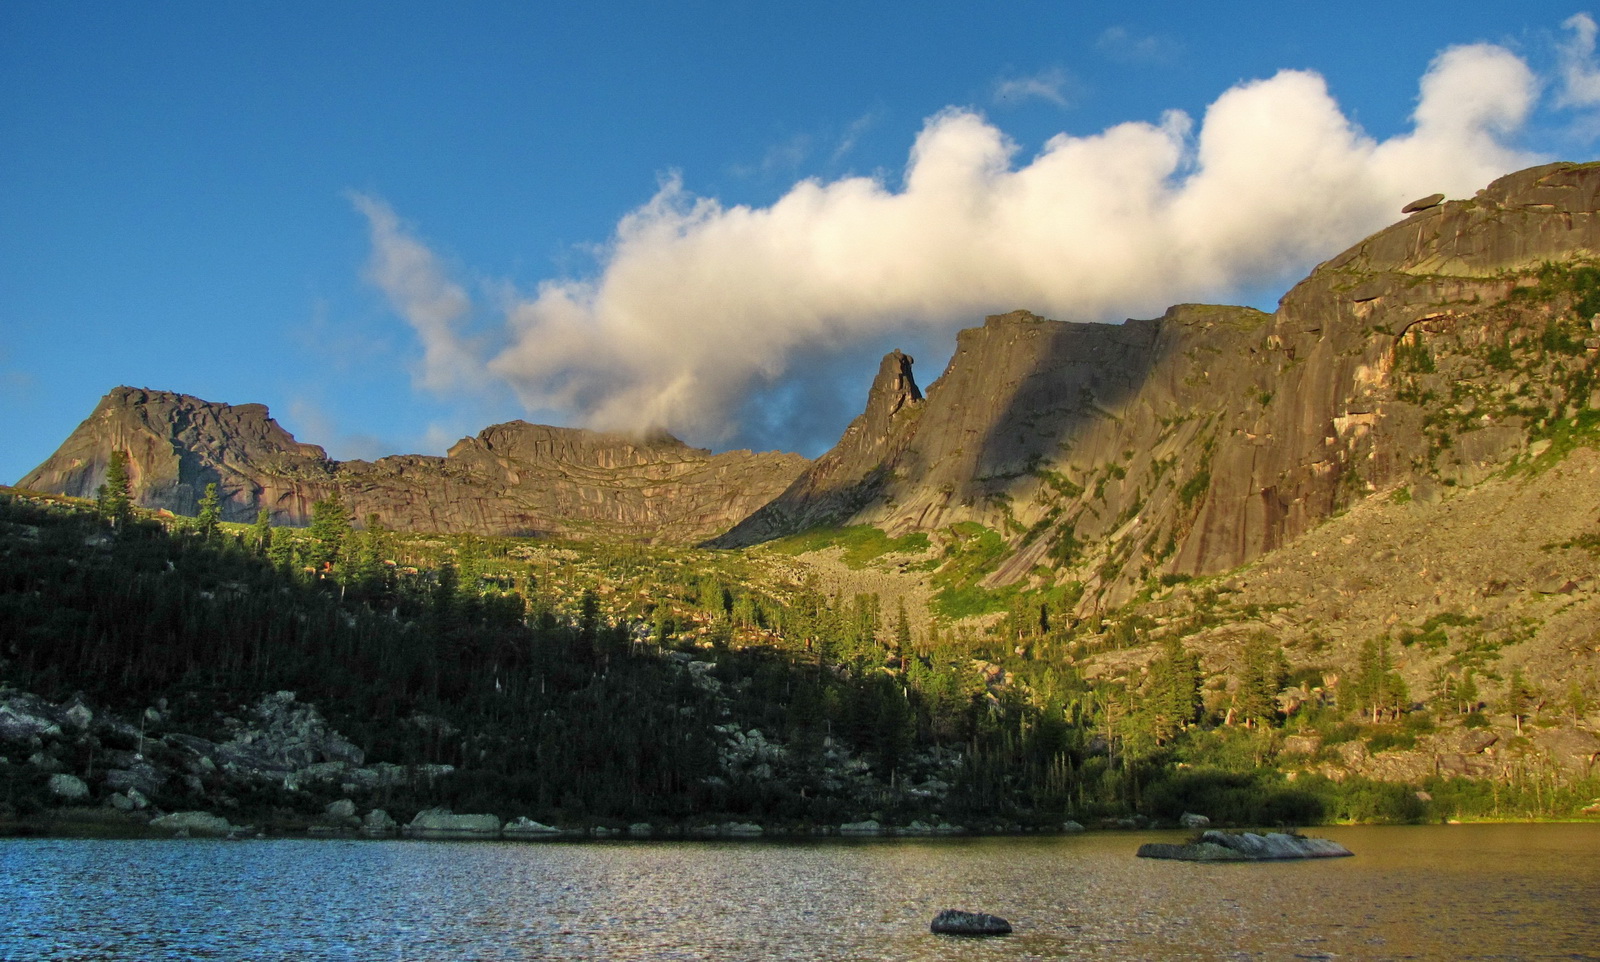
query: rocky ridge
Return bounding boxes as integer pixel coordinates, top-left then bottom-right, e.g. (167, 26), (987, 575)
(718, 163), (1600, 613)
(18, 391), (808, 545)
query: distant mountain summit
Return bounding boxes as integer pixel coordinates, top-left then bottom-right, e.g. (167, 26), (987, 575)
(718, 162), (1600, 607)
(18, 387), (809, 544)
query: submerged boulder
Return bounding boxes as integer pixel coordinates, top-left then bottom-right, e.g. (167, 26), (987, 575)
(931, 909), (1012, 936)
(1137, 830), (1352, 861)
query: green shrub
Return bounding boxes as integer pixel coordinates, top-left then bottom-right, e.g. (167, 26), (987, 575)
(1142, 768), (1325, 827)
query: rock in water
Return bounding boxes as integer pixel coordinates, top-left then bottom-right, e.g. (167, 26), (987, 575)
(930, 909), (1012, 936)
(1137, 830), (1352, 861)
(403, 808), (502, 839)
(361, 809), (398, 837)
(150, 811), (244, 837)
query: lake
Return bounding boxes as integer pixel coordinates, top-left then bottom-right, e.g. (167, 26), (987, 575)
(3, 824), (1598, 960)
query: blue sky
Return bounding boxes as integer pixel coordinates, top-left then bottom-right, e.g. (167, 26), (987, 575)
(3, 2), (1596, 484)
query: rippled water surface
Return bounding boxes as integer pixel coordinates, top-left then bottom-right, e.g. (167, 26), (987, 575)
(4, 824), (1599, 960)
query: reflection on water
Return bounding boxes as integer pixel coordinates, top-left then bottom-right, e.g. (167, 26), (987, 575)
(3, 824), (1599, 960)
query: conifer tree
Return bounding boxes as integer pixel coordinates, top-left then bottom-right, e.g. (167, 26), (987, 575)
(1457, 669), (1480, 714)
(308, 494), (350, 570)
(1352, 637), (1406, 722)
(576, 588), (601, 665)
(1146, 635), (1201, 743)
(893, 599), (912, 670)
(1506, 666), (1539, 734)
(1233, 633), (1286, 727)
(196, 482), (222, 540)
(1568, 680), (1592, 720)
(251, 508), (273, 555)
(96, 450), (133, 526)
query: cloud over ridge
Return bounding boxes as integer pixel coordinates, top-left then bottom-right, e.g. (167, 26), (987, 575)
(369, 38), (1555, 452)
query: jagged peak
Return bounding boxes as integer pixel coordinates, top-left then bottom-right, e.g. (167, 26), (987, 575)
(870, 349), (922, 415)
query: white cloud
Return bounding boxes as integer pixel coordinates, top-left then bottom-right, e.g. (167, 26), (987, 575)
(358, 37), (1551, 453)
(1096, 26), (1181, 65)
(350, 193), (482, 394)
(761, 134), (812, 175)
(993, 67), (1074, 107)
(1557, 13), (1600, 108)
(831, 111), (879, 164)
(475, 42), (1541, 446)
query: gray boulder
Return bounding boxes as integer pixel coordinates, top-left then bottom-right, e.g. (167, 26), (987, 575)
(103, 761), (162, 797)
(931, 909), (1012, 936)
(502, 816), (562, 838)
(361, 809), (398, 837)
(1179, 812), (1211, 829)
(47, 773), (89, 801)
(28, 751), (64, 773)
(0, 694), (63, 744)
(60, 696), (95, 732)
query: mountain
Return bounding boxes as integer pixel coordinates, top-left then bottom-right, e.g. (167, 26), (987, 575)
(717, 162), (1600, 609)
(19, 162), (1600, 587)
(17, 388), (809, 544)
(8, 161), (1600, 836)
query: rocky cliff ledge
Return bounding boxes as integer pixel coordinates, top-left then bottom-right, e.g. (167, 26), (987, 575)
(18, 389), (809, 544)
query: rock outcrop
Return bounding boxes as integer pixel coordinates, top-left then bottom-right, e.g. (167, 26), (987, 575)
(18, 390), (808, 545)
(1137, 830), (1353, 861)
(0, 687), (453, 817)
(718, 163), (1600, 609)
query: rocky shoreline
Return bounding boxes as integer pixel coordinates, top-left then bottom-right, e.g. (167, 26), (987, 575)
(1, 805), (1094, 841)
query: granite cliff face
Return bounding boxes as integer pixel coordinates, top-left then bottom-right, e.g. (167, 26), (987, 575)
(718, 163), (1600, 608)
(18, 389), (808, 544)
